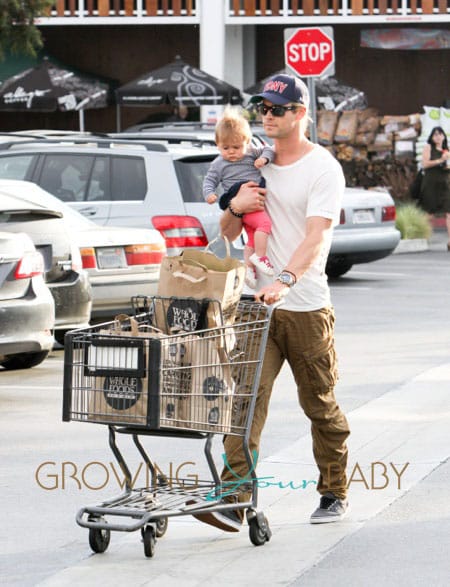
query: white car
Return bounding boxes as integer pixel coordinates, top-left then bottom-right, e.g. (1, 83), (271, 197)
(0, 135), (400, 278)
(0, 180), (166, 320)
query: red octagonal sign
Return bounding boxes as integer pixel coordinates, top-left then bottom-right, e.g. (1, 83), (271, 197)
(284, 27), (335, 78)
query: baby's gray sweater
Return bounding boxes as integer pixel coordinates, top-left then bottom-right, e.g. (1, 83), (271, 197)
(203, 145), (274, 199)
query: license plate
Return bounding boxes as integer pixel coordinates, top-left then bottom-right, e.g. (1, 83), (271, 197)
(97, 247), (127, 269)
(353, 209), (375, 224)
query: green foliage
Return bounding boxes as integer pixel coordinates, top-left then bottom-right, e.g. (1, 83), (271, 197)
(395, 203), (432, 240)
(0, 0), (53, 60)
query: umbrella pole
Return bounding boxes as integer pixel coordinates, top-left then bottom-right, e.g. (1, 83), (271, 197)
(79, 109), (85, 132)
(116, 104), (121, 132)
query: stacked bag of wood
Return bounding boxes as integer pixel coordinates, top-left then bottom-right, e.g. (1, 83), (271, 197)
(317, 109), (421, 162)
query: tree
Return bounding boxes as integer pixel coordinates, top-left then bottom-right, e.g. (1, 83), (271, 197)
(0, 1), (54, 60)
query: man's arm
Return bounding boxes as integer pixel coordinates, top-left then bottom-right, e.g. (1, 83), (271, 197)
(285, 216), (333, 278)
(220, 181), (267, 241)
(255, 216), (333, 304)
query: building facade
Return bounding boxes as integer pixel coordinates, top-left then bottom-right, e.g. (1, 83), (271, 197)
(1, 0), (448, 131)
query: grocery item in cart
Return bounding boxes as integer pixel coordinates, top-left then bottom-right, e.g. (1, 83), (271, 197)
(157, 242), (245, 330)
(75, 312), (234, 432)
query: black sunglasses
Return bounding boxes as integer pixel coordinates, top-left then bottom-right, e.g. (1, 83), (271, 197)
(257, 103), (298, 117)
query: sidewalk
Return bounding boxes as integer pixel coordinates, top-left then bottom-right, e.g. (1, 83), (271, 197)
(38, 361), (450, 587)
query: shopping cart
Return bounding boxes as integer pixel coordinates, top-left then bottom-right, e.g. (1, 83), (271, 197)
(63, 296), (272, 558)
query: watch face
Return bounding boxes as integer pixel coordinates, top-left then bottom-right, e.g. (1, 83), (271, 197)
(278, 272), (294, 286)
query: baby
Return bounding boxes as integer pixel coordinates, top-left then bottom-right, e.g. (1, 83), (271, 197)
(203, 108), (274, 288)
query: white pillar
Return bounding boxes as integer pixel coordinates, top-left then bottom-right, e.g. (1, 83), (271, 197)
(199, 0), (226, 123)
(224, 25), (244, 91)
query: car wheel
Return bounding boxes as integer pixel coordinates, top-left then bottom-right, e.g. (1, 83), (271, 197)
(325, 259), (353, 279)
(0, 351), (50, 370)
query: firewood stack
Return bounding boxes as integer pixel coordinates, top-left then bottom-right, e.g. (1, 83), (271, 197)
(317, 108), (422, 200)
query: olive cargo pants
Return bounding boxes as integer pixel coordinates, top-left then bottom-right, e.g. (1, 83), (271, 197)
(222, 306), (350, 512)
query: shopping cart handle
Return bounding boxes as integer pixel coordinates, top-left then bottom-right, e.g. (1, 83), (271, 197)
(76, 506), (154, 533)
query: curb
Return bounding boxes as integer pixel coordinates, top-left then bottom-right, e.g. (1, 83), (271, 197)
(393, 239), (429, 254)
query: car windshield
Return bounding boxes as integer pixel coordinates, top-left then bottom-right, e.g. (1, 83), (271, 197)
(174, 156), (220, 203)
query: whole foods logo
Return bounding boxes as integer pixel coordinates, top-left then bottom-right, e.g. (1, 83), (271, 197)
(202, 376), (227, 401)
(167, 299), (207, 332)
(103, 376), (142, 410)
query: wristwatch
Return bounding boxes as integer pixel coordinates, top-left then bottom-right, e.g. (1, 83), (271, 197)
(276, 271), (296, 288)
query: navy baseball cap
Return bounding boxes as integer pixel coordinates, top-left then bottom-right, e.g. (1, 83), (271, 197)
(250, 74), (309, 106)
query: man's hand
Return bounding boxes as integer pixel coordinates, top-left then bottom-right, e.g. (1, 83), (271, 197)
(231, 181), (267, 214)
(220, 181), (267, 242)
(255, 280), (289, 306)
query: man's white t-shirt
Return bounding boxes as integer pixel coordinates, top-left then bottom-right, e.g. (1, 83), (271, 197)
(258, 144), (345, 311)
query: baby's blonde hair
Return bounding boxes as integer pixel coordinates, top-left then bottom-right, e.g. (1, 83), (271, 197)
(215, 107), (252, 145)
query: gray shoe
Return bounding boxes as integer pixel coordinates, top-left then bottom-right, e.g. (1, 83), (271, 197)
(310, 492), (348, 524)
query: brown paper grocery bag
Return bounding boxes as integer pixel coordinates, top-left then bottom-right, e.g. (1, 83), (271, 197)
(157, 238), (245, 330)
(86, 316), (168, 426)
(155, 329), (235, 433)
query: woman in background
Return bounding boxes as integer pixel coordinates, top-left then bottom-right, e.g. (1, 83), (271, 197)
(421, 126), (450, 250)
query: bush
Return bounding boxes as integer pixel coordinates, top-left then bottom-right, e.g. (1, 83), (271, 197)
(395, 203), (432, 240)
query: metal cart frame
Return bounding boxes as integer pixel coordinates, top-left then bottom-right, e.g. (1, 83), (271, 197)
(63, 296), (272, 557)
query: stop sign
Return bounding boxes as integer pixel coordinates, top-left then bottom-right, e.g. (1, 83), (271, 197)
(284, 27), (335, 78)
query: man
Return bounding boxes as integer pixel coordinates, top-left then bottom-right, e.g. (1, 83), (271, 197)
(196, 73), (350, 531)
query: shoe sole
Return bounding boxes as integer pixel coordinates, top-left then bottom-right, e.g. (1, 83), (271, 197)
(310, 508), (349, 525)
(191, 510), (242, 532)
(186, 500), (242, 532)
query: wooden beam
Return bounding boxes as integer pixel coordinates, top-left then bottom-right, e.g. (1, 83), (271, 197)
(246, 0), (256, 16)
(146, 0), (158, 15)
(319, 0), (328, 16)
(421, 0), (434, 14)
(378, 0), (387, 14)
(98, 0), (110, 17)
(351, 0), (363, 16)
(270, 0), (280, 15)
(124, 0), (134, 16)
(173, 0), (182, 16)
(303, 0), (314, 16)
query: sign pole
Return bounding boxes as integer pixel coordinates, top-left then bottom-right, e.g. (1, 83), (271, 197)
(307, 78), (317, 144)
(284, 26), (335, 145)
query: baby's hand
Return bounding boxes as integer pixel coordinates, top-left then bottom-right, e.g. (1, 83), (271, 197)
(206, 193), (218, 204)
(254, 157), (269, 169)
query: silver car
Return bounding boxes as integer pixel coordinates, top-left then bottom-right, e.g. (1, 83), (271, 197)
(0, 180), (167, 321)
(0, 183), (92, 343)
(117, 125), (401, 277)
(0, 231), (55, 370)
(0, 133), (400, 277)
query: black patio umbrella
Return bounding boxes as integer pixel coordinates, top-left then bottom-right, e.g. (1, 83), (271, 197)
(0, 58), (110, 130)
(115, 56), (243, 130)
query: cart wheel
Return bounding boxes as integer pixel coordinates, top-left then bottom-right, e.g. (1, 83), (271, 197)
(155, 517), (168, 538)
(88, 527), (111, 553)
(143, 525), (156, 558)
(248, 515), (271, 547)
